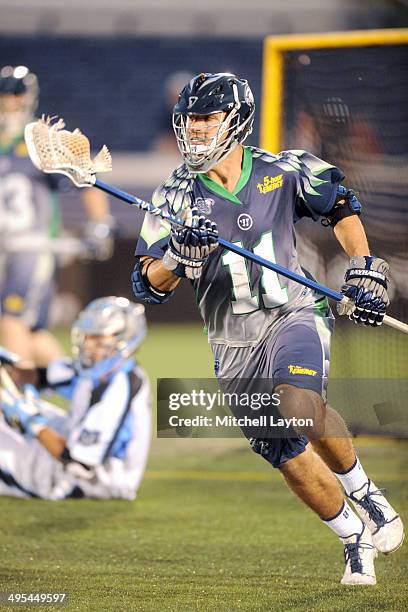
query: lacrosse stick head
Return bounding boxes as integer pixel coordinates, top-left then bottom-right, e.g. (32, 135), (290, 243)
(24, 116), (112, 187)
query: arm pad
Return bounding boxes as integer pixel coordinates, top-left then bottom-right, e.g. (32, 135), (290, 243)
(322, 185), (362, 228)
(131, 258), (174, 305)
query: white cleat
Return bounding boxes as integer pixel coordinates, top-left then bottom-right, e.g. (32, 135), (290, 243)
(340, 525), (377, 585)
(348, 480), (404, 554)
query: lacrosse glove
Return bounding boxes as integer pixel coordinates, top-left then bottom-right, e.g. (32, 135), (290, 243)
(1, 384), (47, 438)
(83, 215), (116, 261)
(162, 206), (219, 280)
(339, 256), (390, 326)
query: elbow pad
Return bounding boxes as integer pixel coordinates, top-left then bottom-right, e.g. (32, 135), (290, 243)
(322, 186), (362, 228)
(131, 259), (174, 305)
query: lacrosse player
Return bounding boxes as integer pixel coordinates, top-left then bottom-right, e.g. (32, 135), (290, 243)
(0, 297), (151, 500)
(132, 72), (403, 584)
(0, 65), (115, 365)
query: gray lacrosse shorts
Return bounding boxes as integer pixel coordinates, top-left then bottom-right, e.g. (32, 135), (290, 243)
(211, 301), (334, 468)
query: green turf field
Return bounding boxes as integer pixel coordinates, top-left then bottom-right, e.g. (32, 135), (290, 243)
(0, 324), (407, 611)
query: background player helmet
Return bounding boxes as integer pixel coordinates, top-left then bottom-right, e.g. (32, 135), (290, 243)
(172, 72), (255, 173)
(0, 65), (39, 135)
(71, 297), (147, 369)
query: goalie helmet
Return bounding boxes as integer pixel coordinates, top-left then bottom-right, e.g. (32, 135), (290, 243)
(71, 297), (147, 370)
(172, 72), (255, 173)
(0, 65), (39, 136)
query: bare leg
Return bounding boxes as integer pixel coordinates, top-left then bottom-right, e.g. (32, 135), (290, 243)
(0, 315), (35, 361)
(31, 329), (65, 366)
(274, 385), (356, 473)
(279, 443), (344, 519)
(278, 444), (378, 585)
(311, 405), (356, 472)
(0, 315), (64, 366)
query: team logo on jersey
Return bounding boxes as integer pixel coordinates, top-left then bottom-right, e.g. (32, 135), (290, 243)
(257, 174), (283, 195)
(78, 429), (100, 445)
(195, 197), (215, 215)
(3, 294), (24, 314)
(237, 213), (253, 231)
(288, 364), (317, 377)
(15, 142), (28, 157)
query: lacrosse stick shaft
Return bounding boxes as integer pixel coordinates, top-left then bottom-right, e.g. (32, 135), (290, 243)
(0, 366), (21, 396)
(94, 179), (408, 335)
(24, 118), (407, 333)
(94, 178), (343, 297)
(378, 314), (408, 333)
(2, 235), (88, 256)
(94, 178), (186, 226)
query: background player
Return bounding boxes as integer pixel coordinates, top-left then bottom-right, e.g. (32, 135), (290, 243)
(132, 72), (403, 585)
(0, 296), (151, 500)
(0, 65), (115, 366)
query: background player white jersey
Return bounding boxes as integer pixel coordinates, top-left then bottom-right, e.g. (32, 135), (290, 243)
(0, 297), (151, 500)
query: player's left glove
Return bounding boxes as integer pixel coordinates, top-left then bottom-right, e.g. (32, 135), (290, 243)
(83, 215), (116, 261)
(162, 206), (219, 280)
(0, 384), (47, 438)
(339, 256), (390, 326)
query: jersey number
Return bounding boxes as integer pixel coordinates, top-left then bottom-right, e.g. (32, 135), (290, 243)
(221, 231), (288, 314)
(0, 173), (35, 233)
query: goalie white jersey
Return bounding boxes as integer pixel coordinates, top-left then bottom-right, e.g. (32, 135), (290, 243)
(0, 358), (151, 500)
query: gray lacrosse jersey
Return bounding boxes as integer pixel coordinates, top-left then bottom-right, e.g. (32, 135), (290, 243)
(0, 136), (60, 239)
(135, 146), (344, 346)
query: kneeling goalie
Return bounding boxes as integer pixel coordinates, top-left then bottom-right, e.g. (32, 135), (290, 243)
(0, 296), (151, 500)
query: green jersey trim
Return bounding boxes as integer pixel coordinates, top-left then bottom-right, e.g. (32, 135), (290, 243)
(314, 296), (330, 316)
(197, 146), (253, 205)
(0, 133), (24, 155)
(48, 192), (61, 238)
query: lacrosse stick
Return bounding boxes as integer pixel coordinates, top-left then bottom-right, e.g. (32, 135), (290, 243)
(0, 364), (21, 398)
(3, 234), (88, 256)
(24, 117), (408, 335)
(0, 350), (24, 426)
(0, 348), (21, 396)
(0, 348), (59, 425)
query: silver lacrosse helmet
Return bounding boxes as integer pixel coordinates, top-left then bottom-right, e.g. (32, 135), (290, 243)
(172, 72), (255, 173)
(0, 65), (39, 136)
(71, 297), (147, 370)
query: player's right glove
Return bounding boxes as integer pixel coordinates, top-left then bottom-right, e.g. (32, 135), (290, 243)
(0, 384), (47, 438)
(339, 256), (390, 326)
(162, 206), (219, 280)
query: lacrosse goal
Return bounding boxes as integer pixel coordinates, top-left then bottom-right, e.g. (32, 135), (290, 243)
(261, 29), (408, 435)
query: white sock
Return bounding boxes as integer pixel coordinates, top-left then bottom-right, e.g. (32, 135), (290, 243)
(334, 456), (369, 495)
(324, 501), (364, 539)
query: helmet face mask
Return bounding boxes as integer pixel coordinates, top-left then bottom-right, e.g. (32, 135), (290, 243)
(0, 65), (39, 137)
(71, 297), (147, 372)
(172, 72), (255, 173)
(71, 332), (119, 369)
